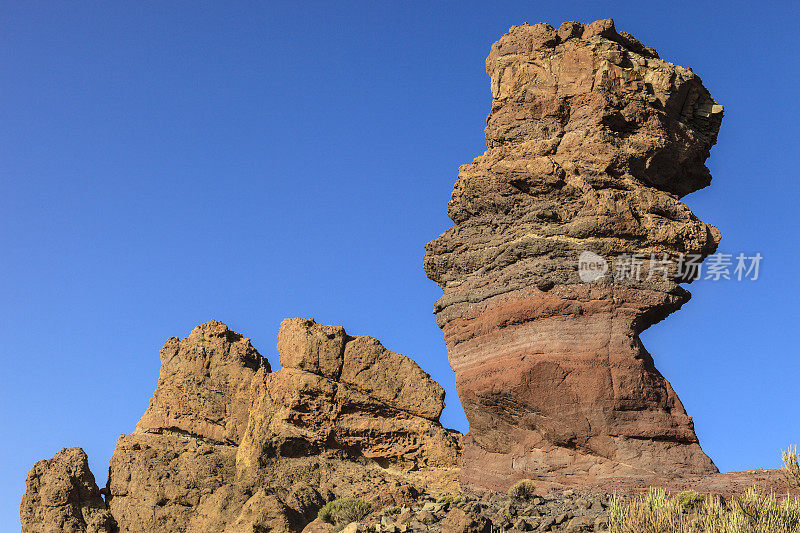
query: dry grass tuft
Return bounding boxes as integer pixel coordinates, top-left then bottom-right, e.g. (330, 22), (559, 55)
(507, 479), (537, 500)
(609, 487), (800, 533)
(318, 497), (372, 526)
(784, 446), (800, 489)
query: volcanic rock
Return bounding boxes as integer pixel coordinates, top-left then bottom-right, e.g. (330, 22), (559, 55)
(423, 18), (722, 490)
(22, 320), (459, 532)
(237, 318), (460, 477)
(136, 319), (268, 444)
(20, 447), (114, 533)
(105, 320), (265, 531)
(20, 17), (739, 532)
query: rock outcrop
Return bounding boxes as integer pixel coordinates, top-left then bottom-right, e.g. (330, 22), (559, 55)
(424, 19), (722, 490)
(105, 320), (264, 531)
(20, 448), (114, 533)
(22, 320), (459, 532)
(237, 318), (460, 477)
(21, 17), (735, 532)
(136, 319), (268, 444)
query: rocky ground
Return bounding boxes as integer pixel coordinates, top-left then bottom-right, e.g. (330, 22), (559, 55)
(307, 489), (614, 533)
(303, 471), (799, 533)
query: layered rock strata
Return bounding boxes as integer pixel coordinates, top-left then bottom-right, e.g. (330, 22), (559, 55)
(423, 18), (723, 490)
(22, 320), (459, 532)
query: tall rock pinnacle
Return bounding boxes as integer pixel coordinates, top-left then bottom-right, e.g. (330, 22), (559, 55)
(424, 19), (723, 490)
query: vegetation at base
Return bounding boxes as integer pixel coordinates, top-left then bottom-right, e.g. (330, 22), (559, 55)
(437, 495), (462, 506)
(784, 446), (800, 489)
(318, 498), (373, 525)
(382, 506), (400, 516)
(609, 487), (800, 533)
(507, 479), (537, 500)
(675, 490), (704, 509)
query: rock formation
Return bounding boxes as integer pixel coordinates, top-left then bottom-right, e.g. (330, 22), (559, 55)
(20, 448), (114, 533)
(237, 318), (459, 477)
(424, 19), (723, 490)
(21, 17), (735, 532)
(22, 320), (459, 532)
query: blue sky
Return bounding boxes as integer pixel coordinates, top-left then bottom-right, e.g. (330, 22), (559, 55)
(2, 1), (799, 528)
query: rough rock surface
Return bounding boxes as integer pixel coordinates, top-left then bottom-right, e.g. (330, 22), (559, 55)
(136, 319), (268, 444)
(105, 320), (264, 531)
(424, 18), (723, 490)
(22, 320), (459, 532)
(237, 318), (460, 477)
(21, 17), (760, 533)
(20, 447), (114, 533)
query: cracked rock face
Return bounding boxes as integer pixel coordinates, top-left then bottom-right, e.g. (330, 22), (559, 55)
(237, 318), (460, 477)
(22, 320), (459, 532)
(423, 19), (722, 490)
(137, 319), (268, 445)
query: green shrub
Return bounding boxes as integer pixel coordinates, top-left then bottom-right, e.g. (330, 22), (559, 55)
(609, 486), (800, 533)
(783, 446), (800, 489)
(318, 498), (373, 525)
(507, 479), (537, 501)
(676, 490), (704, 510)
(382, 506), (400, 516)
(437, 495), (462, 505)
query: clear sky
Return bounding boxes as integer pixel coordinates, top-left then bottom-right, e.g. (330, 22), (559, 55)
(2, 1), (799, 529)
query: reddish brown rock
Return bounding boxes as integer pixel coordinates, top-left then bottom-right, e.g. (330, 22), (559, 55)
(424, 19), (723, 490)
(20, 447), (114, 533)
(20, 18), (740, 532)
(440, 507), (491, 533)
(106, 432), (245, 532)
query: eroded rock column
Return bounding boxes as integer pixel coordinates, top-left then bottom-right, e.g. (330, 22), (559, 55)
(424, 18), (723, 490)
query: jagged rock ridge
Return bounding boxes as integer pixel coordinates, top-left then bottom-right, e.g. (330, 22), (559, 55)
(22, 320), (459, 532)
(424, 18), (723, 490)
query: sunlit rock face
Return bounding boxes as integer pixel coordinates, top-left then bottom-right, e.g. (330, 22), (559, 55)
(22, 320), (460, 532)
(20, 448), (114, 533)
(424, 18), (723, 490)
